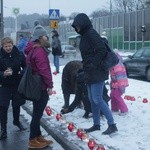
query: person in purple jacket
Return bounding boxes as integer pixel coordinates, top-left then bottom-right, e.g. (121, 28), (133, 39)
(24, 24), (53, 149)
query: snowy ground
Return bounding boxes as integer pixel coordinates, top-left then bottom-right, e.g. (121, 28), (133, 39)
(43, 64), (150, 150)
(21, 50), (150, 150)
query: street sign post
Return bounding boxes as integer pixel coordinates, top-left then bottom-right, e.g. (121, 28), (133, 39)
(49, 9), (60, 20)
(50, 20), (59, 29)
(49, 9), (60, 29)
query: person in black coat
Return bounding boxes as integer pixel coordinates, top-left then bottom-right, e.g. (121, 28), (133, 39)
(0, 37), (26, 140)
(72, 13), (118, 134)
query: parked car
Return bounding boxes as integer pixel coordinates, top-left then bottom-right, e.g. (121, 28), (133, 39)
(61, 45), (77, 58)
(123, 47), (150, 81)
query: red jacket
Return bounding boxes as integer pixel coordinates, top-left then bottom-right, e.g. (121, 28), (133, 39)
(24, 41), (53, 90)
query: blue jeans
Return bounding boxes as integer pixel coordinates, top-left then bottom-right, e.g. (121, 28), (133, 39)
(30, 90), (49, 139)
(87, 81), (114, 125)
(54, 55), (60, 72)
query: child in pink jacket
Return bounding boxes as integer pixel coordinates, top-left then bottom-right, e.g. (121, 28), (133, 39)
(110, 52), (129, 115)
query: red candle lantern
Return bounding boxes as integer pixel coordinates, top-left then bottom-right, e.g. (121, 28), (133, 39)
(52, 90), (56, 94)
(76, 128), (83, 139)
(81, 132), (88, 141)
(45, 106), (51, 112)
(56, 113), (62, 121)
(47, 110), (52, 116)
(131, 96), (135, 101)
(124, 95), (127, 99)
(96, 144), (105, 150)
(88, 138), (96, 150)
(68, 122), (75, 132)
(143, 98), (148, 103)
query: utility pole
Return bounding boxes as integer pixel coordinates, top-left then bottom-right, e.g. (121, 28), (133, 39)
(0, 0), (4, 40)
(109, 0), (112, 47)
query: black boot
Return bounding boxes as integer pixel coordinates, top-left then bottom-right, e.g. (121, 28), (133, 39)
(0, 130), (7, 140)
(13, 121), (26, 131)
(102, 124), (118, 135)
(83, 112), (89, 119)
(84, 125), (100, 133)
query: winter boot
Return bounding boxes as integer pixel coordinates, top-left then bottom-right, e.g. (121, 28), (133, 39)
(28, 137), (49, 149)
(102, 124), (118, 135)
(37, 135), (53, 145)
(84, 125), (100, 133)
(83, 112), (89, 119)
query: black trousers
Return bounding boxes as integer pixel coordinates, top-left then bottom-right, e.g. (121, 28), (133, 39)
(29, 90), (49, 139)
(0, 106), (8, 131)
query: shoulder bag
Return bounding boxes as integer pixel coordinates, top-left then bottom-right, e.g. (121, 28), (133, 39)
(101, 42), (119, 71)
(18, 49), (42, 101)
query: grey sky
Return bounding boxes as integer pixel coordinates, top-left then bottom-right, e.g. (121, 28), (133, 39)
(4, 0), (109, 17)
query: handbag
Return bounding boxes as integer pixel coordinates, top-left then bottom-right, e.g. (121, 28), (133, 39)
(101, 42), (119, 71)
(18, 49), (42, 101)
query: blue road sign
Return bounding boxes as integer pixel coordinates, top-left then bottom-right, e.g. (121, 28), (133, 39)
(49, 9), (60, 20)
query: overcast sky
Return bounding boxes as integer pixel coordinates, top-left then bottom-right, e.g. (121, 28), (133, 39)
(3, 0), (109, 17)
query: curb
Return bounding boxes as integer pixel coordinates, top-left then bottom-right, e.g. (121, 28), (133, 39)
(22, 104), (82, 150)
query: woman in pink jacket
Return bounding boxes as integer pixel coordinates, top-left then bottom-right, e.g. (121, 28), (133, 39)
(110, 52), (129, 115)
(24, 24), (53, 149)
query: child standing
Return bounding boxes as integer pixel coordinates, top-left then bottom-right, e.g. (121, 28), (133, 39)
(110, 52), (129, 115)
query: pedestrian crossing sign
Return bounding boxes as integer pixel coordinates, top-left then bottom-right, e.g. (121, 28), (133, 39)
(50, 20), (59, 29)
(49, 9), (60, 20)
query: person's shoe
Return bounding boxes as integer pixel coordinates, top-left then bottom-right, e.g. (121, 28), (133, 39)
(37, 135), (53, 145)
(28, 137), (49, 149)
(0, 131), (7, 140)
(84, 125), (100, 133)
(83, 112), (89, 119)
(119, 112), (128, 116)
(102, 124), (118, 135)
(13, 121), (26, 131)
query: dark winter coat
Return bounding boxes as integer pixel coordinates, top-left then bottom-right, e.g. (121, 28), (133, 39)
(72, 13), (109, 84)
(0, 46), (26, 107)
(24, 41), (53, 90)
(51, 35), (62, 56)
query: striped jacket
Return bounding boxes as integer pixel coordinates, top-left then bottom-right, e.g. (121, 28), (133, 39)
(110, 53), (129, 89)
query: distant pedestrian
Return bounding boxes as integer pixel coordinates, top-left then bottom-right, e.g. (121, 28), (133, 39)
(110, 51), (129, 115)
(51, 30), (62, 74)
(17, 34), (27, 54)
(25, 24), (53, 149)
(72, 13), (118, 134)
(0, 37), (26, 140)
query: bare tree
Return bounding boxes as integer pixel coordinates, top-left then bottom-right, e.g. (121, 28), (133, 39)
(90, 9), (110, 18)
(112, 0), (150, 12)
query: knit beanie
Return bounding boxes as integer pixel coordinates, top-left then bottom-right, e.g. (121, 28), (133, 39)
(32, 25), (48, 41)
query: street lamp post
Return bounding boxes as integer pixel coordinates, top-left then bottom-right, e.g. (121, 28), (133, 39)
(0, 0), (4, 39)
(109, 0), (112, 47)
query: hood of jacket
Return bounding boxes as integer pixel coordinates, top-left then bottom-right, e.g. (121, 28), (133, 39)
(72, 13), (92, 35)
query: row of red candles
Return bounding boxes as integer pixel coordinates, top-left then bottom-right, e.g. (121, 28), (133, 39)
(124, 95), (149, 103)
(45, 106), (105, 150)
